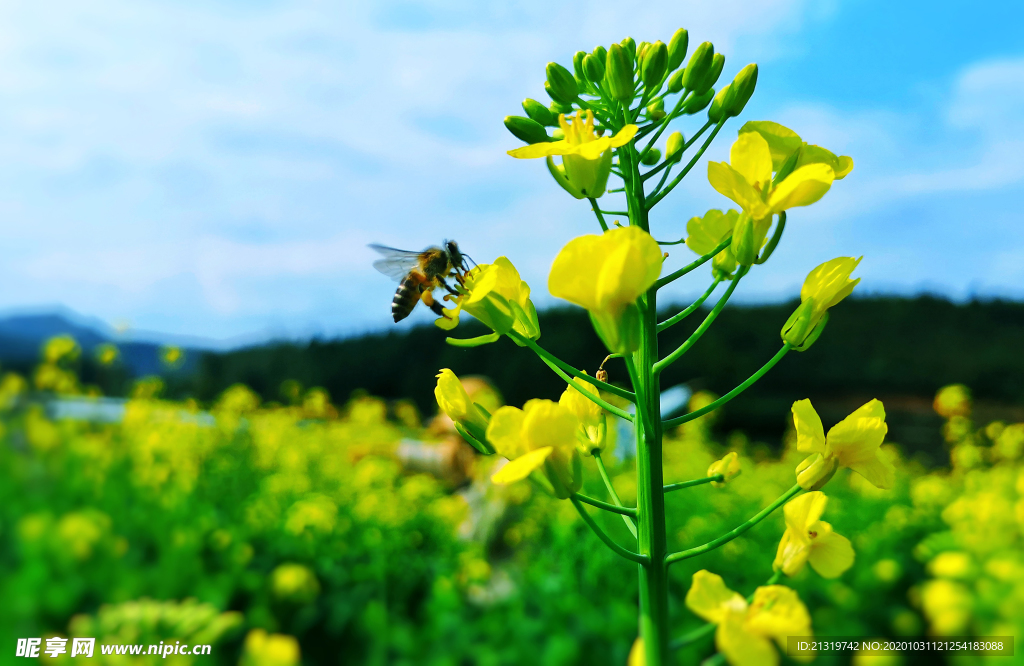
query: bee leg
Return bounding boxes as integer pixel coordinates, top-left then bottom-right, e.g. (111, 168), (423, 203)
(439, 277), (460, 296)
(421, 290), (447, 317)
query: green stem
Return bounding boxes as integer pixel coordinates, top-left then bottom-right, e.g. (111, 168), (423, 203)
(654, 237), (732, 290)
(665, 484), (802, 566)
(598, 210), (630, 216)
(669, 622), (716, 650)
(657, 278), (723, 333)
(647, 119), (726, 209)
(589, 198), (609, 231)
(654, 267), (748, 376)
(638, 91), (691, 163)
(534, 353), (634, 422)
(656, 237), (687, 246)
(594, 452), (638, 538)
(507, 330), (636, 403)
(573, 492), (637, 517)
(570, 495), (648, 565)
(663, 475), (723, 493)
(662, 345), (791, 428)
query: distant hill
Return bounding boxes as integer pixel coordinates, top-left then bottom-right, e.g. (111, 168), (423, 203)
(0, 309), (200, 390)
(185, 295), (1024, 463)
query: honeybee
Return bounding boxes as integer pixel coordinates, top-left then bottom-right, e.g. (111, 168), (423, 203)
(370, 240), (471, 323)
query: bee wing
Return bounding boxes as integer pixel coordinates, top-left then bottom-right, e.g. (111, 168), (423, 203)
(369, 244), (423, 282)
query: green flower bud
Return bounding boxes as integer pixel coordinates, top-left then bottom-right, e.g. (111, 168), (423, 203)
(694, 53), (725, 96)
(522, 98), (556, 126)
(605, 43), (635, 104)
(573, 51), (588, 83)
(504, 115), (549, 144)
(640, 40), (668, 88)
(665, 131), (684, 161)
(640, 148), (661, 166)
(646, 98), (666, 120)
(667, 28), (689, 71)
(682, 41), (713, 91)
(636, 41), (649, 62)
(620, 37), (636, 60)
(592, 45), (607, 64)
(667, 69), (685, 94)
(723, 63), (758, 117)
(729, 213), (771, 265)
(795, 451), (838, 490)
(546, 62), (578, 104)
(583, 53), (605, 84)
(683, 87), (715, 115)
(782, 300), (829, 351)
(708, 84), (729, 123)
(550, 100), (573, 115)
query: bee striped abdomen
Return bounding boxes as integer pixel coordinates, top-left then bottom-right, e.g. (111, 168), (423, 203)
(392, 275), (423, 323)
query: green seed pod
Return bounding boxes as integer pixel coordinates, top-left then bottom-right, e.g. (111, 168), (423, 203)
(665, 131), (684, 161)
(605, 43), (635, 104)
(640, 148), (661, 166)
(545, 62), (578, 104)
(723, 63), (758, 117)
(522, 98), (556, 126)
(572, 51), (588, 84)
(583, 53), (605, 84)
(682, 41), (713, 91)
(640, 40), (668, 88)
(694, 53), (725, 96)
(708, 84), (729, 123)
(667, 28), (689, 71)
(620, 37), (636, 60)
(504, 115), (550, 144)
(683, 87), (715, 114)
(667, 69), (685, 94)
(592, 45), (607, 64)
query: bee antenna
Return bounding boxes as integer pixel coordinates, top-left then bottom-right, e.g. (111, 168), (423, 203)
(463, 254), (478, 268)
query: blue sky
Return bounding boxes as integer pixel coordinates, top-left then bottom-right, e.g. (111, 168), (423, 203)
(0, 0), (1021, 344)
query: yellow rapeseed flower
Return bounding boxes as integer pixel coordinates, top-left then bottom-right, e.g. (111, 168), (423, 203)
(487, 399), (582, 498)
(792, 399), (894, 490)
(437, 257), (540, 343)
(434, 369), (491, 445)
(558, 373), (607, 455)
(708, 451), (741, 487)
(774, 491), (855, 578)
(508, 110), (638, 199)
(686, 209), (739, 278)
(781, 256), (861, 350)
(686, 570), (812, 666)
(738, 121), (853, 180)
(933, 384), (971, 419)
(708, 132), (836, 264)
(548, 226), (663, 353)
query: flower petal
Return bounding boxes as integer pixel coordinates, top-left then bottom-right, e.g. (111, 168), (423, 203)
(508, 140), (571, 159)
(548, 235), (607, 311)
(685, 570), (746, 625)
(708, 162), (767, 216)
(522, 399), (578, 454)
(739, 120), (803, 171)
(608, 124), (639, 148)
(783, 491), (828, 534)
(809, 524), (855, 578)
(800, 257), (861, 311)
(746, 585), (813, 644)
(774, 529), (809, 577)
(485, 406), (526, 460)
(594, 227), (662, 310)
(491, 447), (553, 485)
(791, 399), (825, 454)
(768, 163), (834, 211)
(730, 132), (773, 187)
(718, 613), (779, 666)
